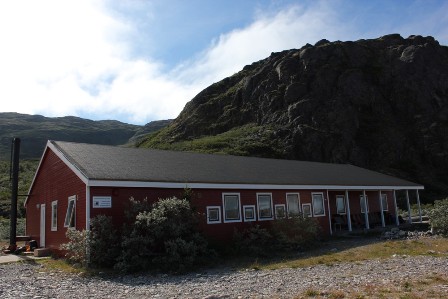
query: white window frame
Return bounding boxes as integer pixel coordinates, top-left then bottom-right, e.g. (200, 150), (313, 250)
(381, 194), (388, 211)
(302, 203), (312, 217)
(64, 195), (76, 228)
(257, 193), (274, 221)
(222, 193), (241, 223)
(336, 195), (346, 215)
(360, 195), (369, 213)
(312, 192), (326, 217)
(286, 193), (301, 216)
(243, 205), (256, 222)
(275, 204), (286, 219)
(51, 200), (58, 231)
(206, 206), (222, 224)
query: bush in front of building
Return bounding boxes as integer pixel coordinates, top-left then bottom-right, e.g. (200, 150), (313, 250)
(270, 214), (321, 250)
(61, 228), (90, 267)
(233, 225), (274, 256)
(233, 214), (320, 256)
(89, 215), (120, 268)
(115, 197), (211, 273)
(428, 198), (448, 236)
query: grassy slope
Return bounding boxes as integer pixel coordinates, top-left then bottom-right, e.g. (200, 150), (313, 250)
(0, 160), (39, 218)
(139, 123), (288, 158)
(0, 112), (141, 160)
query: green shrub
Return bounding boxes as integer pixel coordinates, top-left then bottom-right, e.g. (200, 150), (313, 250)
(271, 214), (321, 250)
(233, 225), (274, 256)
(428, 199), (448, 236)
(233, 215), (320, 256)
(0, 217), (26, 240)
(61, 228), (90, 266)
(116, 197), (210, 273)
(89, 215), (120, 268)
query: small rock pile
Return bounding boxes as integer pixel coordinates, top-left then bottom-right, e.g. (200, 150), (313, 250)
(381, 227), (433, 240)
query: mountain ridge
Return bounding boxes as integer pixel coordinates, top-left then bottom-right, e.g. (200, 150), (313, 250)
(139, 34), (448, 201)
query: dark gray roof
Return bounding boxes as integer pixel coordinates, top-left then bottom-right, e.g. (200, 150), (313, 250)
(50, 140), (422, 188)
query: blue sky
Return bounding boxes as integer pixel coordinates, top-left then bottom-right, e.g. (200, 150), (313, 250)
(0, 0), (447, 125)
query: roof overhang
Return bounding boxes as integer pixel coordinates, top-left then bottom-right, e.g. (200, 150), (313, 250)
(88, 179), (424, 190)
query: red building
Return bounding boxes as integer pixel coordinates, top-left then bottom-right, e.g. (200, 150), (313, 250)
(25, 141), (424, 250)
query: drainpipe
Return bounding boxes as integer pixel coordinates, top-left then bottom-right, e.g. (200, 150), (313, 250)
(9, 138), (21, 250)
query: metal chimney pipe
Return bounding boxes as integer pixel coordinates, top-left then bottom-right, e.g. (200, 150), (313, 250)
(9, 138), (20, 249)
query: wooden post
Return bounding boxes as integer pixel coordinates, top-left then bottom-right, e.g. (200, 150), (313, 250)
(416, 189), (422, 223)
(393, 190), (399, 226)
(405, 189), (412, 224)
(378, 190), (385, 227)
(345, 190), (352, 232)
(363, 190), (370, 229)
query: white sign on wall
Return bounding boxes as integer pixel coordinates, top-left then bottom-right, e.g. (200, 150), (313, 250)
(92, 196), (112, 208)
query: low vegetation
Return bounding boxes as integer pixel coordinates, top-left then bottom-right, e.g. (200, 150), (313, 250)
(0, 159), (38, 218)
(233, 215), (320, 256)
(255, 237), (448, 271)
(139, 123), (287, 158)
(62, 197), (212, 273)
(427, 198), (448, 236)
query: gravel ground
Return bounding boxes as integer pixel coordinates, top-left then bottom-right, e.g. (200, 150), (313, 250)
(0, 254), (447, 298)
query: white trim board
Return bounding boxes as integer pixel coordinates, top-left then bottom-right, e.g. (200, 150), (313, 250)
(88, 180), (424, 190)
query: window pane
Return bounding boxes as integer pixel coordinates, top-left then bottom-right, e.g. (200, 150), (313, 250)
(275, 205), (286, 218)
(244, 206), (255, 220)
(208, 208), (219, 221)
(287, 194), (300, 215)
(258, 195), (272, 218)
(312, 194), (325, 216)
(224, 195), (240, 220)
(64, 199), (76, 227)
(336, 196), (345, 214)
(51, 202), (57, 230)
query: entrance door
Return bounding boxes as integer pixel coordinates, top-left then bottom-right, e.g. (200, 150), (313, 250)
(40, 204), (46, 247)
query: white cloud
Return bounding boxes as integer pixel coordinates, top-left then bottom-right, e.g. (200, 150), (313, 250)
(8, 0), (443, 125)
(176, 2), (349, 86)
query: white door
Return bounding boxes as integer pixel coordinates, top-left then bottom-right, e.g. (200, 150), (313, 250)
(40, 204), (46, 247)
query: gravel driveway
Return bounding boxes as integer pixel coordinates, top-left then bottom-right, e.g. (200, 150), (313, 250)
(1, 254), (447, 298)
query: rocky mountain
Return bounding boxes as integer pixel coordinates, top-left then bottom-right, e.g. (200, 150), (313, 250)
(139, 34), (448, 201)
(0, 113), (171, 160)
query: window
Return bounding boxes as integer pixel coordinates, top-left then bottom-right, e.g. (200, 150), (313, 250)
(336, 195), (346, 214)
(381, 194), (388, 211)
(302, 203), (312, 217)
(51, 200), (58, 231)
(222, 193), (241, 223)
(206, 206), (221, 224)
(360, 195), (369, 213)
(312, 193), (325, 216)
(275, 204), (286, 219)
(243, 205), (256, 222)
(257, 193), (273, 220)
(286, 193), (300, 216)
(64, 195), (76, 228)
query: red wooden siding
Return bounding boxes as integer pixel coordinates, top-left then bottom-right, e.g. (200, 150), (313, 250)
(26, 149), (86, 249)
(88, 187), (335, 243)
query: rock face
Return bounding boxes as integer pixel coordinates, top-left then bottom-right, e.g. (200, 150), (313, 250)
(143, 34), (448, 200)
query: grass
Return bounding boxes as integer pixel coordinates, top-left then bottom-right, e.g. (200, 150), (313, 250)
(250, 237), (448, 271)
(139, 123), (287, 158)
